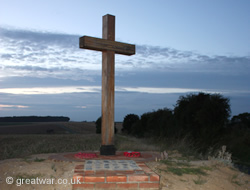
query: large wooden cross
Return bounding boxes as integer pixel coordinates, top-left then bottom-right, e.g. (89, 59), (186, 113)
(79, 14), (135, 155)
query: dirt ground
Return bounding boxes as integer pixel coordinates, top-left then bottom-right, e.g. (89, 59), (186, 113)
(0, 153), (76, 190)
(147, 160), (249, 190)
(0, 153), (249, 190)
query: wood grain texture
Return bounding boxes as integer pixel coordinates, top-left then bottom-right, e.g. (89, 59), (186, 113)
(79, 36), (135, 55)
(101, 50), (115, 145)
(103, 14), (115, 41)
(101, 14), (115, 146)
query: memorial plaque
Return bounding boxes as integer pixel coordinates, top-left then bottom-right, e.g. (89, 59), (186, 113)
(84, 160), (142, 171)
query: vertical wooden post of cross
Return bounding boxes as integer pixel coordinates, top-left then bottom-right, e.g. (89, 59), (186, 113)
(101, 15), (116, 155)
(79, 14), (135, 155)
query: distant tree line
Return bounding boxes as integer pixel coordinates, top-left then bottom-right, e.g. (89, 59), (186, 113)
(0, 116), (70, 122)
(122, 92), (250, 164)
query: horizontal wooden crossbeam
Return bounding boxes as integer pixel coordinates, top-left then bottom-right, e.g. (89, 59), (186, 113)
(79, 36), (135, 56)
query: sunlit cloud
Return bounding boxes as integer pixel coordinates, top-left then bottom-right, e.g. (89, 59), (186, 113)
(75, 106), (87, 109)
(119, 87), (201, 94)
(117, 87), (225, 94)
(0, 86), (101, 95)
(0, 104), (29, 109)
(0, 86), (205, 95)
(1, 86), (245, 95)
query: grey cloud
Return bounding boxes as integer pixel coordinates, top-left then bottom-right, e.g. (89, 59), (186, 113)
(1, 27), (249, 80)
(136, 45), (194, 58)
(2, 64), (101, 82)
(135, 44), (250, 75)
(0, 27), (79, 48)
(63, 58), (78, 62)
(1, 54), (13, 59)
(0, 27), (81, 61)
(136, 44), (250, 65)
(5, 65), (49, 72)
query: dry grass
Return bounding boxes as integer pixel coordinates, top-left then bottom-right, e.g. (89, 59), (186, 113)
(0, 134), (101, 160)
(115, 135), (160, 151)
(0, 122), (162, 160)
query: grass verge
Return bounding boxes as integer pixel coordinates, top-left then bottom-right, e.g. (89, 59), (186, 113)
(160, 159), (210, 177)
(165, 167), (207, 176)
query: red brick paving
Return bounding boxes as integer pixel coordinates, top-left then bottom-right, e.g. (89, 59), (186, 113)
(72, 162), (159, 190)
(48, 151), (160, 189)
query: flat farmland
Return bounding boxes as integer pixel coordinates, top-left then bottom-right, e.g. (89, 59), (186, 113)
(0, 122), (123, 134)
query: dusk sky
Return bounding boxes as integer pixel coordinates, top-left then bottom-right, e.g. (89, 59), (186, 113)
(0, 0), (250, 121)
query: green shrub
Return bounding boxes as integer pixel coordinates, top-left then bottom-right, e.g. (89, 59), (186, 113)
(174, 92), (231, 150)
(131, 108), (174, 138)
(230, 112), (250, 129)
(122, 114), (139, 134)
(123, 93), (249, 166)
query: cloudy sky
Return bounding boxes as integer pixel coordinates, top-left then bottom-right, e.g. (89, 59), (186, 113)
(0, 0), (250, 121)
